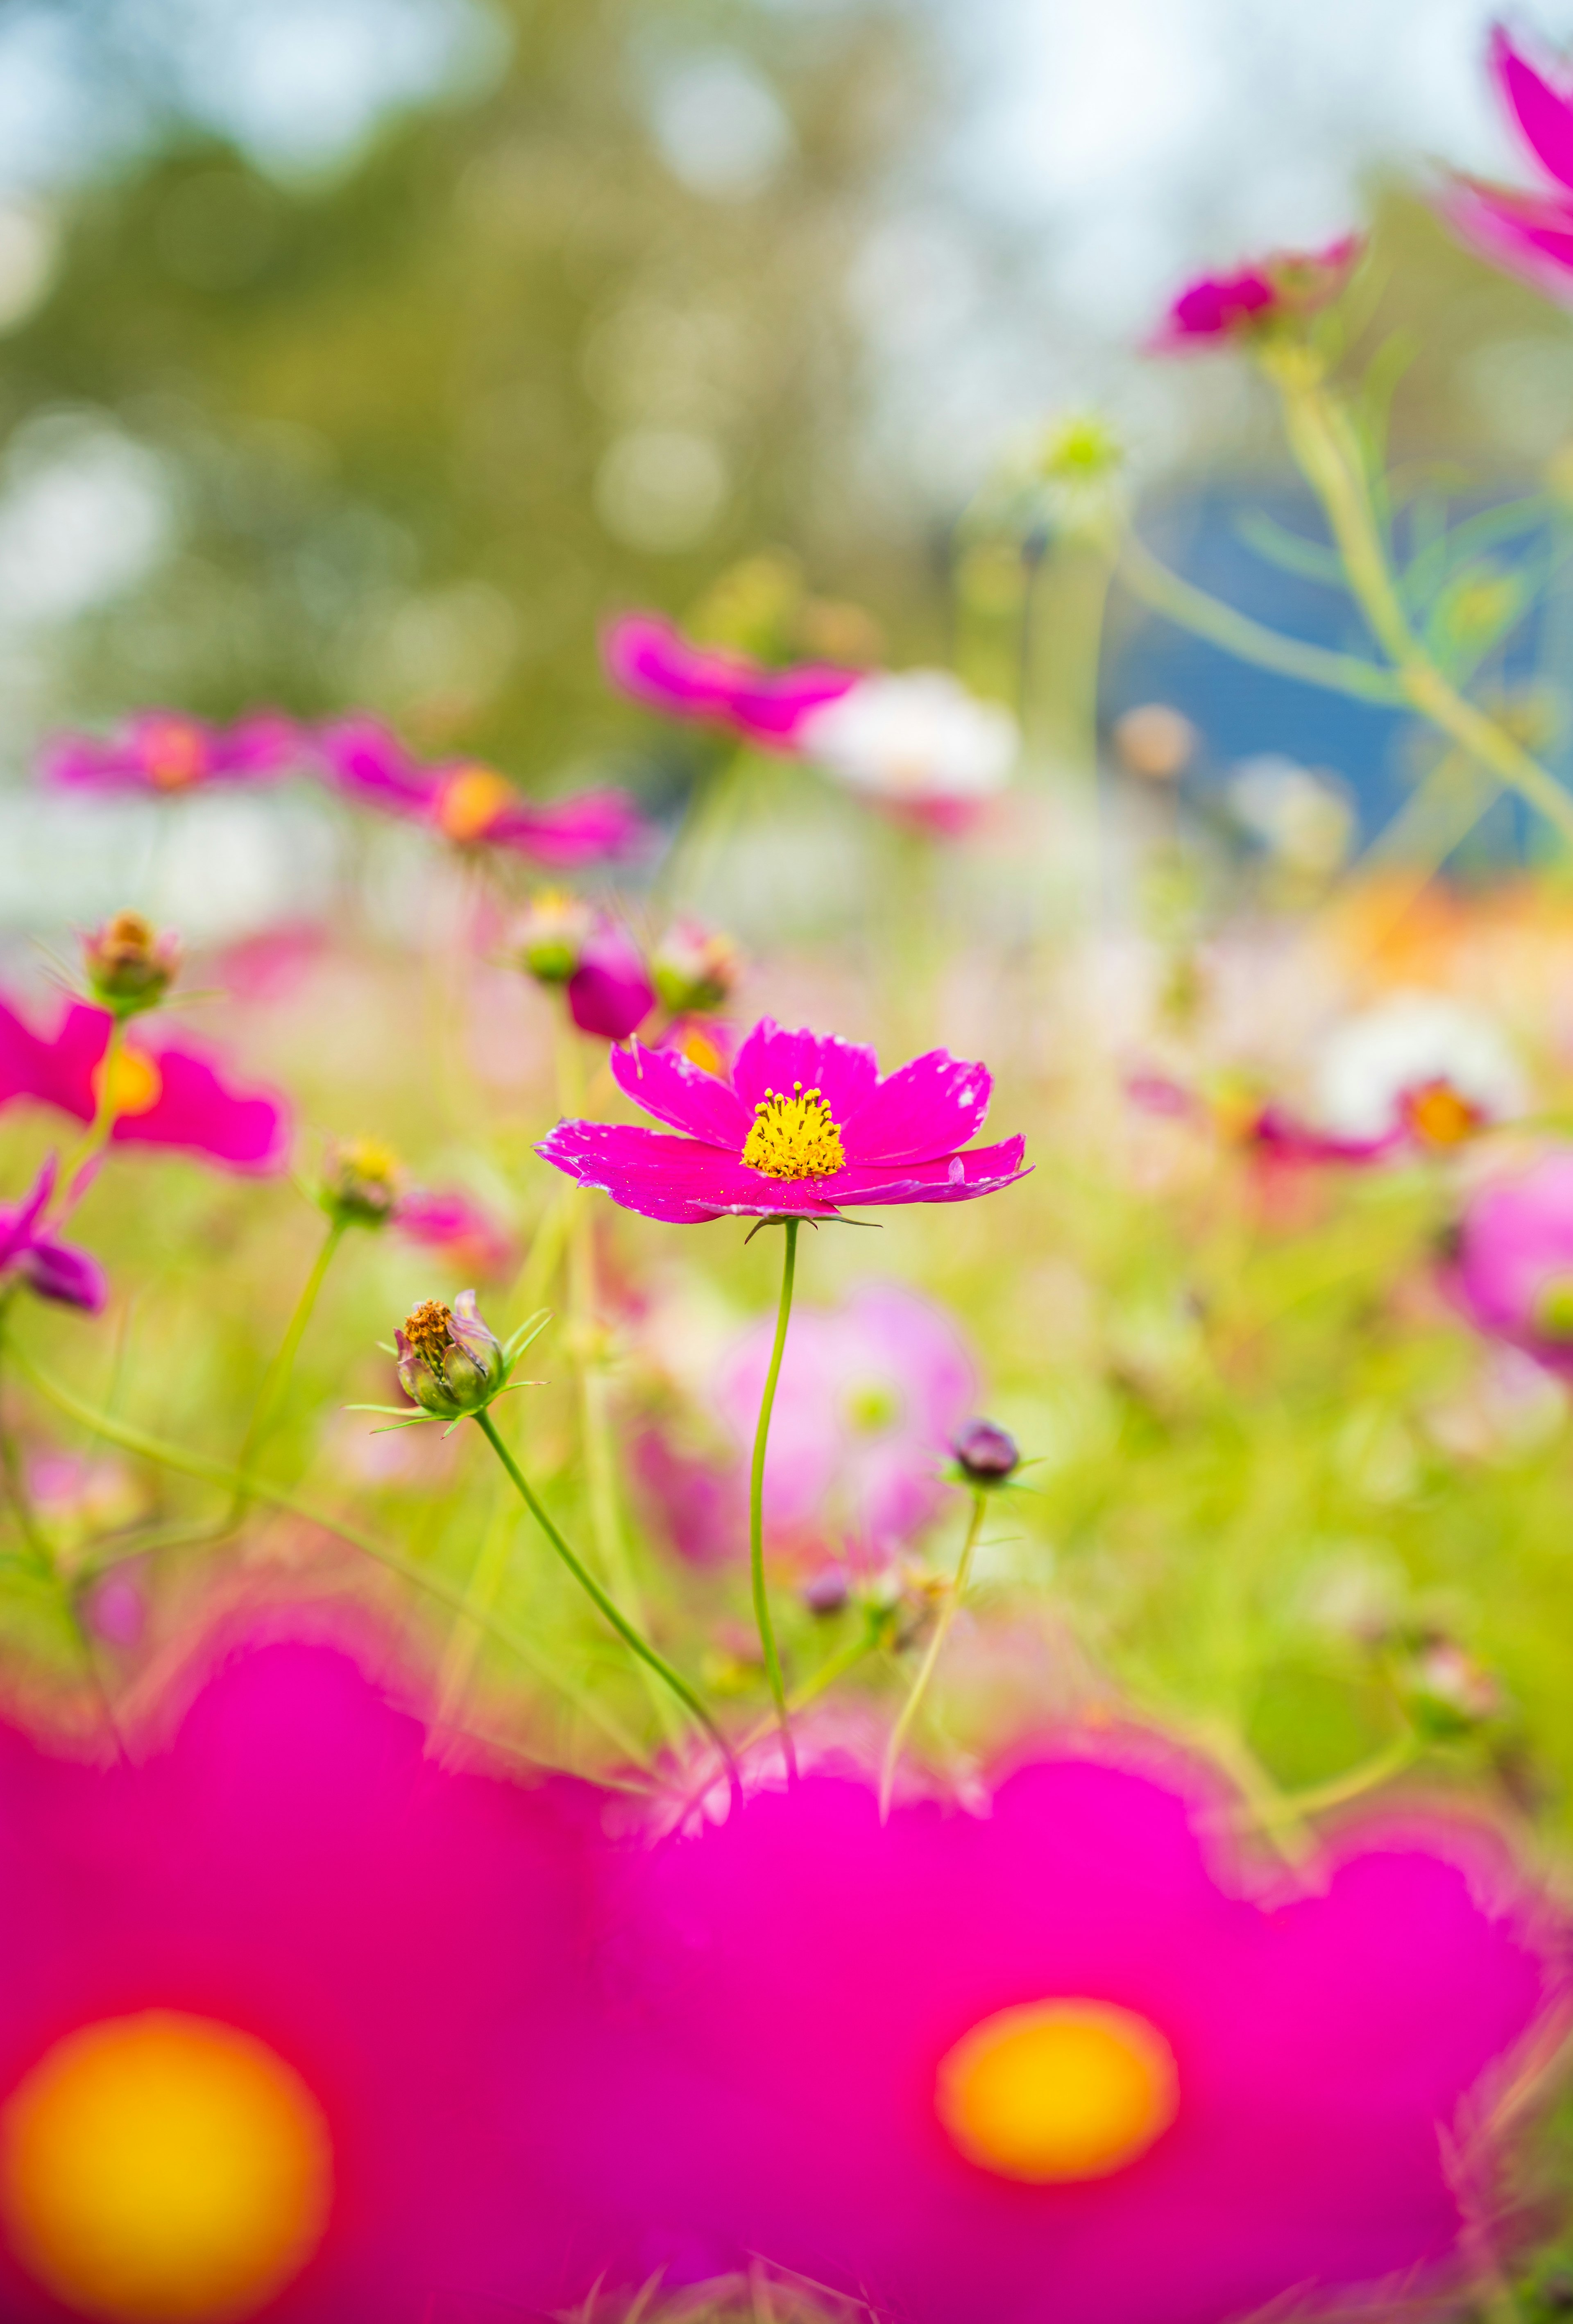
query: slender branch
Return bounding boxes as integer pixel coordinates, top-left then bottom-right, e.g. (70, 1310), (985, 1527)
(748, 1219), (799, 1779)
(879, 1490), (986, 1817)
(474, 1406), (737, 1795)
(13, 1350), (644, 1762)
(231, 1215), (347, 1511)
(57, 1017), (127, 1207)
(1236, 1732), (1420, 1830)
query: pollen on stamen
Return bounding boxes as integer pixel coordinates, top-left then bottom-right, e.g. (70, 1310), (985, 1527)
(741, 1081), (847, 1180)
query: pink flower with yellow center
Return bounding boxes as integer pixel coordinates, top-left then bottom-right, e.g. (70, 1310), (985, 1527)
(538, 1020), (1027, 1224)
(599, 1752), (1553, 2324)
(1152, 234), (1363, 349)
(0, 999), (289, 1174)
(603, 614), (1018, 828)
(0, 1637), (620, 2323)
(316, 718), (651, 866)
(41, 713), (301, 796)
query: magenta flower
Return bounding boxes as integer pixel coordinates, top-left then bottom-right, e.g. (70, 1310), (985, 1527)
(0, 998), (290, 1175)
(1453, 1150), (1573, 1374)
(603, 614), (1018, 825)
(538, 1021), (1028, 1224)
(567, 918), (657, 1043)
(0, 1637), (619, 2322)
(1153, 234), (1363, 348)
(41, 711), (301, 795)
(316, 716), (651, 866)
(601, 1754), (1551, 2324)
(392, 1188), (515, 1279)
(1446, 28), (1573, 293)
(0, 1157), (106, 1314)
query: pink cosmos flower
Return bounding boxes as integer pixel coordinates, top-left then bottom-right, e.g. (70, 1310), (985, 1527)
(0, 1637), (621, 2324)
(600, 1753), (1552, 2324)
(1453, 1149), (1573, 1375)
(316, 717), (651, 865)
(538, 1021), (1028, 1224)
(41, 711), (301, 795)
(0, 1157), (106, 1314)
(1153, 234), (1363, 348)
(603, 614), (1018, 828)
(0, 997), (290, 1174)
(647, 1284), (977, 1568)
(1446, 28), (1573, 294)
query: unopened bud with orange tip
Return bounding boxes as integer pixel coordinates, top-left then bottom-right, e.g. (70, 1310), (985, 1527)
(82, 911), (181, 1017)
(320, 1137), (403, 1227)
(395, 1291), (508, 1417)
(512, 891), (595, 987)
(652, 919), (741, 1016)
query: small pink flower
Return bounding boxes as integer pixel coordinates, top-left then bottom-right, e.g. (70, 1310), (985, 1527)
(601, 1752), (1552, 2324)
(0, 1156), (106, 1313)
(603, 614), (1017, 823)
(0, 996), (290, 1174)
(1152, 234), (1363, 349)
(392, 1188), (515, 1279)
(41, 710), (301, 795)
(567, 920), (657, 1043)
(538, 1020), (1027, 1224)
(317, 717), (651, 866)
(1453, 1149), (1573, 1374)
(1446, 28), (1573, 294)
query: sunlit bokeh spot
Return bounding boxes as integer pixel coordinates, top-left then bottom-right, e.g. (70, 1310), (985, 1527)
(93, 1047), (163, 1119)
(935, 1998), (1178, 2182)
(141, 719), (209, 790)
(435, 765), (512, 841)
(0, 2011), (333, 2322)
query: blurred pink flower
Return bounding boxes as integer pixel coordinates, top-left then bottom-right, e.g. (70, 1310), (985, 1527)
(0, 998), (290, 1175)
(1152, 235), (1362, 348)
(0, 1157), (106, 1313)
(392, 1187), (515, 1279)
(603, 614), (1017, 827)
(40, 711), (301, 795)
(1453, 1150), (1573, 1374)
(566, 919), (656, 1043)
(0, 1637), (620, 2321)
(316, 717), (651, 866)
(603, 1752), (1552, 2324)
(1446, 28), (1573, 294)
(539, 1021), (1027, 1224)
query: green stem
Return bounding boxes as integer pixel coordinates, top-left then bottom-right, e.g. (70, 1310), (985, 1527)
(1115, 528), (1406, 706)
(57, 1017), (127, 1206)
(232, 1215), (347, 1508)
(1275, 372), (1573, 854)
(473, 1406), (735, 1789)
(13, 1349), (644, 1762)
(879, 1490), (986, 1817)
(749, 1219), (799, 1778)
(1242, 1732), (1420, 1830)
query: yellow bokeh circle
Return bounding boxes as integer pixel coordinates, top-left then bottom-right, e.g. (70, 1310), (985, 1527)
(935, 1998), (1178, 2183)
(91, 1048), (163, 1120)
(436, 766), (512, 842)
(0, 2010), (334, 2323)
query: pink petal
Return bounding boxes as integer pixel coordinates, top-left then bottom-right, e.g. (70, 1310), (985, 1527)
(602, 612), (858, 746)
(23, 1236), (107, 1313)
(483, 788), (653, 867)
(118, 1037), (292, 1173)
(537, 1120), (841, 1223)
(317, 716), (436, 811)
(611, 1041), (751, 1147)
(1444, 178), (1573, 288)
(730, 1020), (880, 1122)
(830, 1136), (1029, 1205)
(842, 1050), (993, 1166)
(1492, 23), (1573, 196)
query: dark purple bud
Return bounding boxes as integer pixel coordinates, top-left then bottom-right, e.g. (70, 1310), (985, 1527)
(952, 1418), (1020, 1484)
(800, 1566), (851, 1617)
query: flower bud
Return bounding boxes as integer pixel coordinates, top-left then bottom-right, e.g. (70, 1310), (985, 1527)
(568, 922), (655, 1043)
(395, 1290), (506, 1418)
(651, 920), (741, 1016)
(321, 1137), (403, 1227)
(951, 1417), (1020, 1485)
(513, 890), (595, 986)
(1396, 1635), (1505, 1741)
(82, 912), (181, 1016)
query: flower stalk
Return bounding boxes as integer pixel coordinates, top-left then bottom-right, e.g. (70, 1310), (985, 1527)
(879, 1487), (987, 1818)
(231, 1215), (348, 1511)
(749, 1218), (800, 1778)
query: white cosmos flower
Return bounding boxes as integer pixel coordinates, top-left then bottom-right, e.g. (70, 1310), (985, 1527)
(795, 671), (1018, 805)
(1314, 993), (1527, 1144)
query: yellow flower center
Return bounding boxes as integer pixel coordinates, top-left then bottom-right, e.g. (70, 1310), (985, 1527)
(935, 1999), (1178, 2183)
(435, 765), (513, 842)
(91, 1046), (163, 1119)
(741, 1084), (846, 1180)
(0, 2011), (333, 2323)
(142, 721), (209, 791)
(1404, 1079), (1479, 1147)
